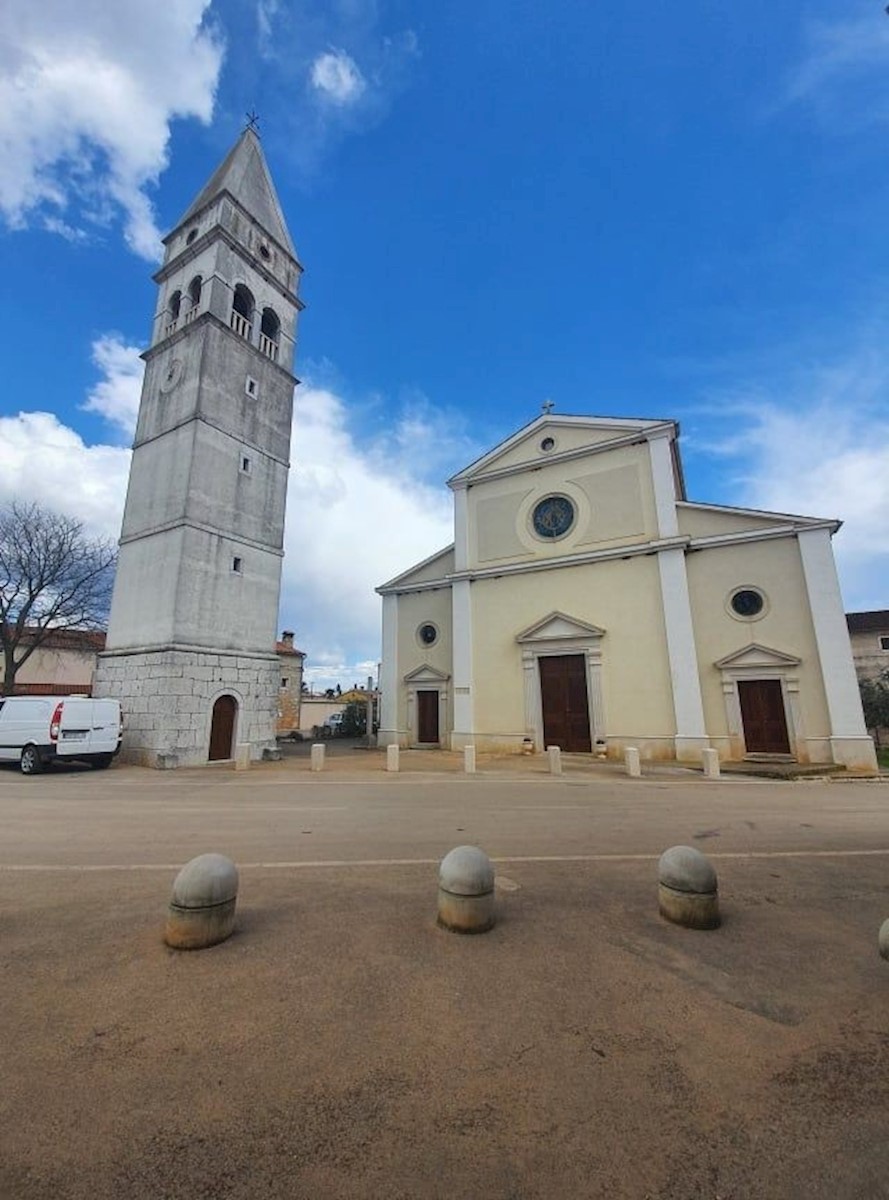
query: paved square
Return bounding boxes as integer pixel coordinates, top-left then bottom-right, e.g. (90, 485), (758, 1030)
(2, 755), (889, 1198)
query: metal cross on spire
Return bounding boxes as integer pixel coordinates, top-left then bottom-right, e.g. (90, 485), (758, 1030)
(541, 398), (555, 415)
(245, 109), (261, 136)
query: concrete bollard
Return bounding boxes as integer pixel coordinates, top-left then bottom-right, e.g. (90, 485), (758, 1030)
(310, 743), (325, 772)
(437, 845), (496, 934)
(879, 919), (889, 961)
(464, 745), (476, 774)
(547, 745), (562, 775)
(234, 742), (250, 771)
(164, 853), (239, 949)
(625, 747), (641, 778)
(701, 748), (720, 779)
(658, 845), (720, 930)
(386, 744), (400, 772)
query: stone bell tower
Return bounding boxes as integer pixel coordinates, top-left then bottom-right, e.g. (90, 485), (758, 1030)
(95, 127), (303, 767)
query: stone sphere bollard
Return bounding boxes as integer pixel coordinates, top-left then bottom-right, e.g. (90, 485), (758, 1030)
(437, 845), (495, 934)
(164, 853), (239, 949)
(658, 845), (720, 930)
(879, 919), (889, 961)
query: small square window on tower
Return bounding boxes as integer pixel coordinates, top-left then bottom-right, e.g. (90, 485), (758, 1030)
(232, 555), (243, 574)
(245, 376), (258, 397)
(240, 454), (252, 474)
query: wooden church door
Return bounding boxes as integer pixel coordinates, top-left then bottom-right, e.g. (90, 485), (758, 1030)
(539, 655), (592, 753)
(416, 690), (440, 744)
(737, 680), (790, 754)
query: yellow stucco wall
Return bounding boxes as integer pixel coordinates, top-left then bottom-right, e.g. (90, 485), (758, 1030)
(686, 537), (830, 746)
(469, 421), (653, 475)
(467, 441), (659, 570)
(469, 555), (674, 742)
(678, 504), (799, 538)
(394, 588), (453, 737)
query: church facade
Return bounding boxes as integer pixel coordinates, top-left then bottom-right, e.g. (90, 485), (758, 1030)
(95, 129), (302, 767)
(377, 414), (877, 773)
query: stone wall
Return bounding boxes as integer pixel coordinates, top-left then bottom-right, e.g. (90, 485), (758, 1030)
(95, 647), (280, 767)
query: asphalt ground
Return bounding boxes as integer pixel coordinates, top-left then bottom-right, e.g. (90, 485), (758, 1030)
(2, 753), (889, 1199)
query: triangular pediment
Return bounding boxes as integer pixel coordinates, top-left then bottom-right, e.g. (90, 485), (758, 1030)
(377, 544), (454, 593)
(171, 128), (295, 256)
(448, 414), (675, 488)
(714, 643), (802, 670)
(404, 663), (450, 683)
(516, 611), (606, 643)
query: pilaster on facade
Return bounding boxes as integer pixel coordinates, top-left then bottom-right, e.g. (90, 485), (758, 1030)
(656, 545), (707, 754)
(798, 527), (877, 771)
(451, 578), (474, 743)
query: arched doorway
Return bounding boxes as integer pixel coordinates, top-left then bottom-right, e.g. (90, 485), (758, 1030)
(209, 695), (237, 761)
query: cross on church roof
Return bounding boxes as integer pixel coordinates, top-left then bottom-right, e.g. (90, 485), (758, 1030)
(245, 109), (261, 135)
(541, 399), (555, 415)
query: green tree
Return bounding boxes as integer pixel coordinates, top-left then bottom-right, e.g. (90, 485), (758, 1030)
(859, 671), (889, 750)
(0, 501), (116, 695)
(339, 700), (367, 737)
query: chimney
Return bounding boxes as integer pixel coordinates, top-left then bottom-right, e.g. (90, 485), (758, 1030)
(281, 630), (294, 647)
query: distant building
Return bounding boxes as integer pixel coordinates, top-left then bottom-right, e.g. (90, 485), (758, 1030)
(6, 628), (106, 696)
(276, 630), (305, 736)
(846, 611), (889, 682)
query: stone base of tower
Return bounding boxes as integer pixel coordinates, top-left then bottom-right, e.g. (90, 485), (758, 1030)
(94, 647), (281, 769)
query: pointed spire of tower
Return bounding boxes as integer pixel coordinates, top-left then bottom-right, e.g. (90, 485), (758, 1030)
(174, 127), (295, 255)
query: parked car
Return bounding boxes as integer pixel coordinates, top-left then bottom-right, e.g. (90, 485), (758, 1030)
(0, 695), (123, 774)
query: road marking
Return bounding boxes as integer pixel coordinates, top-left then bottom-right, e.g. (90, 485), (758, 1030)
(3, 848), (889, 872)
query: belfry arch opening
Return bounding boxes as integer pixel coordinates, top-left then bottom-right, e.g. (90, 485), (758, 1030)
(188, 275), (202, 310)
(231, 284), (254, 339)
(259, 307), (280, 361)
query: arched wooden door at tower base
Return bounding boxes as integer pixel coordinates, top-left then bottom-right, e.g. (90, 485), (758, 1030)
(209, 695), (237, 761)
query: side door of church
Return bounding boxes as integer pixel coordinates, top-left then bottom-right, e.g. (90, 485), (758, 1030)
(737, 679), (791, 755)
(539, 655), (592, 753)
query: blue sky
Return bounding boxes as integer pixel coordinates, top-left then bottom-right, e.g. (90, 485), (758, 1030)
(1, 1), (888, 687)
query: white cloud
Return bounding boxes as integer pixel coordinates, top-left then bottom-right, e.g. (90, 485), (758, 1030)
(697, 355), (889, 611)
(0, 412), (130, 541)
(0, 1), (224, 259)
(784, 12), (889, 127)
(281, 384), (458, 677)
(310, 50), (366, 106)
(82, 335), (144, 438)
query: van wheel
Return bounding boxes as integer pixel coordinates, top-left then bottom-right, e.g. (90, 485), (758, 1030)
(90, 755), (113, 770)
(20, 745), (44, 775)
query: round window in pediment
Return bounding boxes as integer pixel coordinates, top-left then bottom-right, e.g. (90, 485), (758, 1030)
(532, 495), (575, 540)
(186, 227), (198, 245)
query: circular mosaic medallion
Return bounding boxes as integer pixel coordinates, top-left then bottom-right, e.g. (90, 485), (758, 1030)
(532, 495), (575, 539)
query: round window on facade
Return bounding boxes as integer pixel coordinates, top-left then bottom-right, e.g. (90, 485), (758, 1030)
(728, 587), (767, 620)
(186, 227), (198, 245)
(531, 495), (575, 540)
(417, 622), (439, 647)
(540, 436), (556, 452)
(259, 243), (271, 261)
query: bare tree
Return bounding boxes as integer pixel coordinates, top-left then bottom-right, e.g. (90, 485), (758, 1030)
(0, 501), (117, 695)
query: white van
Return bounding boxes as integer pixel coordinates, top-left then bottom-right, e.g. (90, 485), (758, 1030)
(0, 695), (123, 774)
